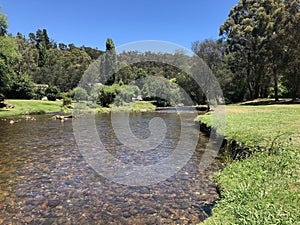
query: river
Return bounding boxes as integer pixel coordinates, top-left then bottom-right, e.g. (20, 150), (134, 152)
(0, 111), (222, 224)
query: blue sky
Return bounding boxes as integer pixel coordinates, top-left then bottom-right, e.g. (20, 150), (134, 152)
(1, 0), (238, 51)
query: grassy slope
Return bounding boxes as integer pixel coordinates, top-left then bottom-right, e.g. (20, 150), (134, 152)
(196, 104), (300, 224)
(0, 100), (63, 117)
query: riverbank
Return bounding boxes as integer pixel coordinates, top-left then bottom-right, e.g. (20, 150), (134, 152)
(0, 100), (157, 118)
(0, 100), (65, 117)
(195, 104), (300, 224)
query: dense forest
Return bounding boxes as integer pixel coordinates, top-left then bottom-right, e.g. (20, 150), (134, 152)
(0, 0), (299, 106)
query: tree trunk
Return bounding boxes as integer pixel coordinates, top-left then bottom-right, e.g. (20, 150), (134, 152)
(273, 73), (279, 102)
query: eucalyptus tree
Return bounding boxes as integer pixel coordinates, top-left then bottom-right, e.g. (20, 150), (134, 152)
(280, 0), (300, 100)
(220, 0), (286, 100)
(14, 32), (39, 76)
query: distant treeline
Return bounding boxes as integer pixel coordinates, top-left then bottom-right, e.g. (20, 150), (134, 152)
(0, 0), (299, 104)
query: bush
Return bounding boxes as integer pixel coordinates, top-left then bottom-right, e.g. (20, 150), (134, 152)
(142, 76), (182, 107)
(45, 85), (60, 101)
(7, 74), (36, 99)
(90, 84), (103, 103)
(114, 85), (140, 106)
(62, 96), (72, 106)
(73, 87), (89, 102)
(97, 84), (122, 107)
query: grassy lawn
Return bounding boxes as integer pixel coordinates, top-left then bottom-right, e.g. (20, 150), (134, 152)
(196, 104), (300, 224)
(0, 99), (64, 117)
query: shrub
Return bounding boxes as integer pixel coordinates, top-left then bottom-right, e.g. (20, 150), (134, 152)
(62, 96), (72, 106)
(142, 76), (182, 107)
(114, 85), (140, 106)
(8, 74), (36, 99)
(45, 85), (60, 101)
(73, 87), (89, 102)
(97, 84), (122, 107)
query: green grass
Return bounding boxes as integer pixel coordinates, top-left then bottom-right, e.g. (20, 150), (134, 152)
(73, 101), (156, 114)
(0, 100), (156, 118)
(0, 99), (64, 117)
(110, 101), (156, 112)
(195, 104), (300, 225)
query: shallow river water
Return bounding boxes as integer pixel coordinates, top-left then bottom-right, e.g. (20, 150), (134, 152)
(0, 111), (222, 224)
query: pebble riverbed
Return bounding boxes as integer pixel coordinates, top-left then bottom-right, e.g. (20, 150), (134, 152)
(0, 112), (223, 224)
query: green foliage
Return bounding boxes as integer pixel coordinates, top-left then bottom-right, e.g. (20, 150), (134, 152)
(219, 0), (300, 101)
(7, 74), (35, 99)
(45, 85), (60, 101)
(62, 96), (72, 106)
(97, 84), (122, 107)
(268, 77), (289, 98)
(80, 46), (104, 60)
(0, 7), (8, 36)
(114, 85), (140, 106)
(34, 84), (48, 100)
(100, 38), (117, 85)
(33, 45), (92, 92)
(0, 35), (20, 95)
(89, 84), (102, 102)
(135, 68), (147, 80)
(142, 76), (182, 107)
(15, 33), (39, 77)
(0, 3), (298, 106)
(73, 87), (89, 102)
(110, 101), (156, 112)
(115, 62), (135, 84)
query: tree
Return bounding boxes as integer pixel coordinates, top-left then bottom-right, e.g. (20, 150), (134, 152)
(35, 29), (54, 67)
(115, 61), (135, 84)
(0, 36), (20, 96)
(0, 7), (8, 36)
(81, 45), (104, 60)
(8, 74), (35, 99)
(114, 85), (140, 106)
(192, 39), (223, 71)
(280, 0), (300, 100)
(220, 0), (286, 100)
(15, 33), (39, 76)
(33, 44), (91, 92)
(100, 38), (117, 85)
(35, 29), (52, 50)
(142, 76), (182, 107)
(192, 39), (233, 103)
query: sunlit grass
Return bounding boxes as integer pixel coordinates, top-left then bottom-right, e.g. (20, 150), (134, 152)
(110, 101), (156, 112)
(0, 99), (63, 117)
(196, 104), (300, 225)
(196, 104), (300, 148)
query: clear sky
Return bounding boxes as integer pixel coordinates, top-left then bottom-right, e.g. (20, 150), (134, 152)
(1, 0), (238, 51)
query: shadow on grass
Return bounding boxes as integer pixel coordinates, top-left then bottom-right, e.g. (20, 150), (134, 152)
(241, 99), (300, 106)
